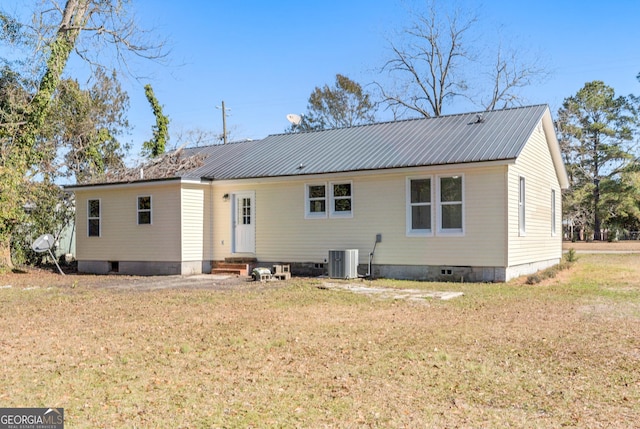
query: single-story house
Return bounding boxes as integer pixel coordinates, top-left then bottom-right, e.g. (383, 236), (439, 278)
(65, 104), (569, 282)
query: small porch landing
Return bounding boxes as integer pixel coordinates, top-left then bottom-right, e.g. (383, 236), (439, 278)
(211, 258), (257, 276)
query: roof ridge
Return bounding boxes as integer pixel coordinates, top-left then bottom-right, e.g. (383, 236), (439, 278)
(265, 104), (549, 138)
(183, 138), (260, 150)
(183, 104), (548, 150)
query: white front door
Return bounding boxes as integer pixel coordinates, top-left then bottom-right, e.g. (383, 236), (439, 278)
(233, 191), (255, 254)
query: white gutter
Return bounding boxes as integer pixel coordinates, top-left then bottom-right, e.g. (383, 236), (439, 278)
(64, 177), (211, 192)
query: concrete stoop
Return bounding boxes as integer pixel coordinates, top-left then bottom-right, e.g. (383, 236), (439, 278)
(211, 258), (258, 276)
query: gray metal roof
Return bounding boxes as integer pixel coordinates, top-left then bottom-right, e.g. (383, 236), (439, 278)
(181, 104), (550, 181)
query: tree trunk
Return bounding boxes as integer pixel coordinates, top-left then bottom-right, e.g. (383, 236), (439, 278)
(0, 1), (91, 271)
(0, 239), (13, 271)
(18, 0), (91, 157)
(594, 179), (601, 241)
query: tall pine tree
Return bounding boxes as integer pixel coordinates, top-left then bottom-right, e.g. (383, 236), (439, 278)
(557, 81), (638, 240)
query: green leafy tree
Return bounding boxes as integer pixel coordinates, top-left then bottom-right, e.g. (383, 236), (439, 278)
(0, 67), (32, 268)
(1, 66), (129, 266)
(599, 172), (640, 239)
(50, 68), (130, 183)
(142, 84), (169, 157)
(289, 74), (377, 132)
(11, 181), (75, 266)
(557, 81), (638, 240)
(0, 0), (165, 269)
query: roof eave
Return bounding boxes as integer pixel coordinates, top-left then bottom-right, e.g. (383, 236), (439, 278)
(541, 109), (570, 189)
(200, 158), (517, 182)
(64, 177), (212, 192)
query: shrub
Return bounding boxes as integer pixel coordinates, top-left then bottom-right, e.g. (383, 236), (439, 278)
(565, 248), (578, 263)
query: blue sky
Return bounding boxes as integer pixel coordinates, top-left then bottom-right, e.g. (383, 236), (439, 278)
(8, 0), (640, 159)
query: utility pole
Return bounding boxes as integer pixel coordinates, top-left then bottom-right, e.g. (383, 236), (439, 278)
(216, 101), (230, 144)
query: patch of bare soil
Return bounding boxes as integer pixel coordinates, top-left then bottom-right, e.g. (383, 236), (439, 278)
(510, 261), (576, 287)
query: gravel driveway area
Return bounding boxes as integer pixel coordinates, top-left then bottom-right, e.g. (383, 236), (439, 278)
(94, 274), (257, 291)
(0, 268), (275, 292)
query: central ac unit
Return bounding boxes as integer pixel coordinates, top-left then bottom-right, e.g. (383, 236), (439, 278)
(328, 249), (359, 279)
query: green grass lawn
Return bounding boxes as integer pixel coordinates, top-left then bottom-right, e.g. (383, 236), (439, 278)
(1, 254), (639, 428)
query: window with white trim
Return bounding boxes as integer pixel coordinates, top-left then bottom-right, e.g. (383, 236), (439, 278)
(330, 182), (352, 217)
(407, 177), (432, 235)
(305, 184), (327, 218)
(438, 175), (463, 234)
(519, 176), (526, 235)
(88, 199), (101, 237)
(551, 189), (556, 236)
(137, 195), (152, 225)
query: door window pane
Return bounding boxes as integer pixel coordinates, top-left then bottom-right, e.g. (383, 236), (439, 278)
(242, 197), (251, 225)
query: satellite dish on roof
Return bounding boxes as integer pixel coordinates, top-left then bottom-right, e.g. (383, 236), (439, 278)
(286, 113), (302, 125)
(30, 234), (65, 276)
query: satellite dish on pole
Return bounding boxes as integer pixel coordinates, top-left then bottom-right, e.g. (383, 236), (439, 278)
(31, 234), (65, 276)
(286, 113), (302, 125)
(31, 234), (55, 253)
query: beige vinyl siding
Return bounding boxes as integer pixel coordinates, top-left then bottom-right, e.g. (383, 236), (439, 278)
(211, 165), (508, 267)
(508, 121), (563, 265)
(203, 184), (215, 261)
(423, 167), (507, 266)
(181, 185), (205, 261)
(75, 183), (182, 262)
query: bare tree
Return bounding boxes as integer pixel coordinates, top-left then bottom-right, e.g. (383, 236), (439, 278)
(102, 147), (205, 184)
(9, 0), (166, 157)
(377, 2), (476, 118)
(172, 126), (219, 149)
(377, 1), (548, 118)
(29, 0), (166, 71)
(481, 41), (549, 111)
